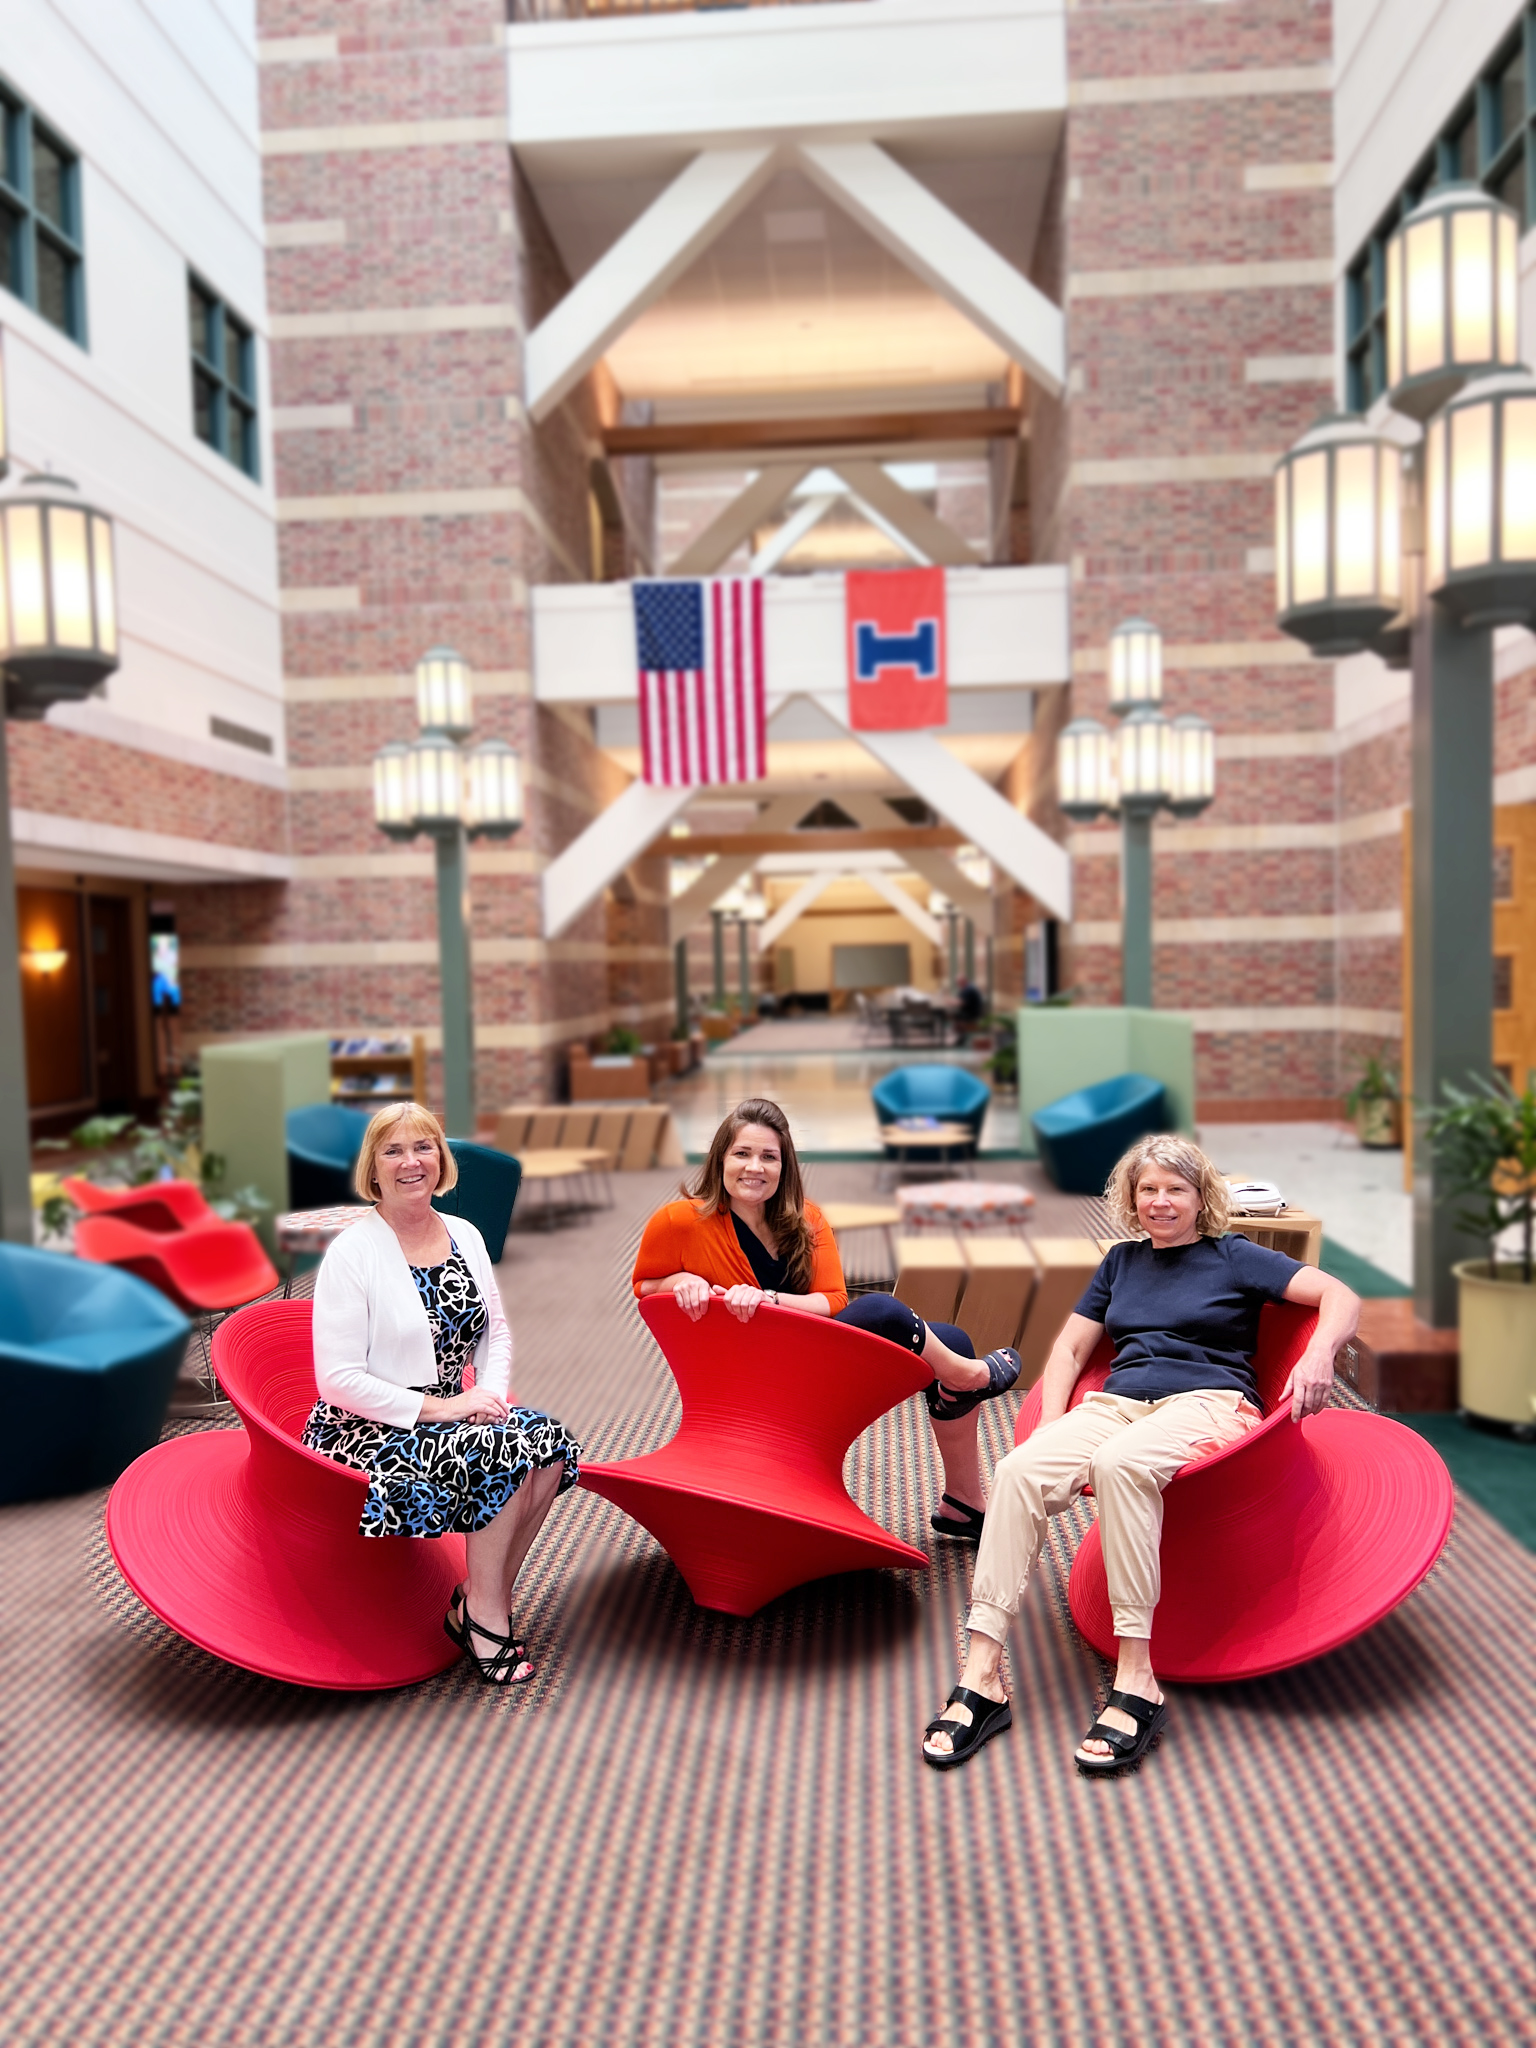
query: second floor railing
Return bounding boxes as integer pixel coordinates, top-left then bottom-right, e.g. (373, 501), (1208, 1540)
(511, 1), (867, 21)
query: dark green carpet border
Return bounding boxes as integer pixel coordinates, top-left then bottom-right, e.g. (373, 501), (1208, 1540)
(1398, 1413), (1536, 1552)
(1319, 1236), (1411, 1297)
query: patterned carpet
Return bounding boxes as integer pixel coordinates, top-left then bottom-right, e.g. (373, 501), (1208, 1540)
(2, 1165), (1533, 2045)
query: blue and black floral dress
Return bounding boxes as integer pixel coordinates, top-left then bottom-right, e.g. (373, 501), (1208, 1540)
(302, 1247), (580, 1539)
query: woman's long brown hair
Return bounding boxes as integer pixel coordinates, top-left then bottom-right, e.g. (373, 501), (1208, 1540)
(686, 1098), (814, 1293)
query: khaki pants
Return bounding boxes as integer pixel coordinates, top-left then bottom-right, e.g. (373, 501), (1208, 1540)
(968, 1389), (1261, 1644)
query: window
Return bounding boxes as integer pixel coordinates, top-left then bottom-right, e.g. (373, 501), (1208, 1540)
(1345, 14), (1536, 410)
(189, 274), (259, 479)
(0, 80), (85, 343)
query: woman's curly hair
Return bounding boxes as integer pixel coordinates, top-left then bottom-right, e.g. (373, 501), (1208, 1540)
(1104, 1134), (1234, 1240)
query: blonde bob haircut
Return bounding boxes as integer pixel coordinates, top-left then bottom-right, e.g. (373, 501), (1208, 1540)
(1104, 1133), (1234, 1241)
(354, 1100), (458, 1204)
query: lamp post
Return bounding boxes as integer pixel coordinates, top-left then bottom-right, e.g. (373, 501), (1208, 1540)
(1274, 183), (1535, 1326)
(372, 651), (523, 1138)
(1058, 622), (1216, 1008)
(0, 468), (120, 1241)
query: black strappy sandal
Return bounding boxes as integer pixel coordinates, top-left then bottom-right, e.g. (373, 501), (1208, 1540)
(922, 1685), (1012, 1770)
(443, 1584), (468, 1649)
(462, 1608), (535, 1686)
(1075, 1690), (1167, 1775)
(925, 1347), (1023, 1422)
(929, 1494), (986, 1544)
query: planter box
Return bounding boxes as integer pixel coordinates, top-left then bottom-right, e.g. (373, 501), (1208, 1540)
(1355, 1098), (1402, 1148)
(701, 1014), (736, 1042)
(568, 1050), (652, 1102)
(1454, 1259), (1536, 1429)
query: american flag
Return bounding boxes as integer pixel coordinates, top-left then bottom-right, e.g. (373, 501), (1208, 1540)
(633, 579), (766, 787)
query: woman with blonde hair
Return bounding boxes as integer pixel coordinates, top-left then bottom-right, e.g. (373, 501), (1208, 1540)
(304, 1101), (580, 1686)
(922, 1132), (1360, 1774)
(633, 1099), (1021, 1526)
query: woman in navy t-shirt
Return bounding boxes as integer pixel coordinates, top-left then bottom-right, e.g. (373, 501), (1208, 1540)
(922, 1134), (1360, 1775)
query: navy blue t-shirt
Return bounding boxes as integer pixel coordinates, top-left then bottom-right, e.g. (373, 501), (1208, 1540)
(1073, 1233), (1303, 1406)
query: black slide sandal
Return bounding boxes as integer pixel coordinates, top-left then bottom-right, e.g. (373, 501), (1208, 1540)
(1075, 1689), (1167, 1775)
(922, 1685), (1012, 1769)
(930, 1494), (986, 1544)
(925, 1348), (1023, 1423)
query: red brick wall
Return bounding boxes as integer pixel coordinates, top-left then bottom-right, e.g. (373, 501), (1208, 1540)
(1058, 0), (1342, 1114)
(6, 724), (286, 854)
(210, 0), (666, 1115)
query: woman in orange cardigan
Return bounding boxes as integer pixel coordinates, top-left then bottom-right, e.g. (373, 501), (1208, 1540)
(632, 1098), (1021, 1542)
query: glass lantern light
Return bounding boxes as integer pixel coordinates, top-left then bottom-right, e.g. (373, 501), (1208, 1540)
(1107, 617), (1163, 711)
(1115, 705), (1174, 813)
(463, 738), (524, 840)
(408, 730), (463, 834)
(1421, 365), (1536, 631)
(414, 646), (473, 740)
(372, 740), (418, 842)
(0, 473), (119, 717)
(1385, 185), (1520, 423)
(1274, 415), (1403, 655)
(1166, 714), (1216, 818)
(1056, 716), (1118, 821)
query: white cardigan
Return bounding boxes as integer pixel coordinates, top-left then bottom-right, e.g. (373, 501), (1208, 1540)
(311, 1207), (513, 1430)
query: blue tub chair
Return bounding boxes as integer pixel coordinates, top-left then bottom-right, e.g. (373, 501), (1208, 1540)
(871, 1064), (991, 1158)
(436, 1141), (522, 1263)
(286, 1103), (374, 1209)
(0, 1244), (191, 1503)
(1030, 1073), (1169, 1195)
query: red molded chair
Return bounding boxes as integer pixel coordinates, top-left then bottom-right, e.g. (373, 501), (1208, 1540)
(106, 1300), (464, 1689)
(63, 1177), (220, 1234)
(1014, 1302), (1454, 1681)
(75, 1213), (279, 1314)
(581, 1297), (932, 1616)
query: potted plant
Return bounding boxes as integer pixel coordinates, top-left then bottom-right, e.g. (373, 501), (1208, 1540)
(1344, 1053), (1402, 1148)
(1423, 1072), (1536, 1435)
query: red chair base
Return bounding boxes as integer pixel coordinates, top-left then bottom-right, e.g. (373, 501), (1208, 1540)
(106, 1301), (468, 1691)
(582, 1452), (927, 1617)
(1067, 1407), (1453, 1682)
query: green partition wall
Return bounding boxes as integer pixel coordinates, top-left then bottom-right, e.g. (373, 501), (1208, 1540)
(200, 1034), (333, 1249)
(1016, 1007), (1195, 1156)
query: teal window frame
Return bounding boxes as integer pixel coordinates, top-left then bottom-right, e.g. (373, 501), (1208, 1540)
(1345, 10), (1536, 411)
(189, 272), (259, 480)
(0, 78), (86, 345)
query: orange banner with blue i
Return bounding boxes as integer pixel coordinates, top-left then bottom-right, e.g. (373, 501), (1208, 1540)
(844, 567), (947, 731)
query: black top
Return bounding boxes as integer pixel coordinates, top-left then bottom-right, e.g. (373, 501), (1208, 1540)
(1073, 1233), (1303, 1406)
(731, 1211), (790, 1293)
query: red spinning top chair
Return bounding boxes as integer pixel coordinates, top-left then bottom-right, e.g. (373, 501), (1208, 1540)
(1014, 1302), (1454, 1681)
(63, 1177), (220, 1234)
(580, 1297), (931, 1616)
(75, 1213), (279, 1314)
(106, 1300), (464, 1689)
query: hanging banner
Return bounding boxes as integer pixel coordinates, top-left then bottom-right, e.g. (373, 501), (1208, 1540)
(844, 566), (947, 731)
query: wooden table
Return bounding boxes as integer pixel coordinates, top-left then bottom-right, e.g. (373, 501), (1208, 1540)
(516, 1150), (599, 1227)
(877, 1122), (976, 1183)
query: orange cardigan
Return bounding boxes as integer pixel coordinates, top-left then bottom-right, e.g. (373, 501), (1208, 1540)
(632, 1197), (848, 1315)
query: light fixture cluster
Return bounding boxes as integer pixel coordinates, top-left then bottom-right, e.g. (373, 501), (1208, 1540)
(372, 648), (524, 842)
(1276, 183), (1536, 659)
(1057, 618), (1216, 824)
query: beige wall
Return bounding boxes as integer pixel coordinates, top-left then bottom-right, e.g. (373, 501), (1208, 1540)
(765, 876), (943, 996)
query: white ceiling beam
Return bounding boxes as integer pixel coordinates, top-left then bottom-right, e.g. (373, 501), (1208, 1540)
(667, 854), (757, 948)
(747, 492), (839, 576)
(543, 777), (693, 938)
(756, 870), (841, 953)
(862, 869), (944, 947)
(818, 702), (1071, 919)
(672, 462), (811, 575)
(525, 144), (782, 423)
(898, 847), (996, 939)
(834, 459), (982, 569)
(795, 140), (1065, 399)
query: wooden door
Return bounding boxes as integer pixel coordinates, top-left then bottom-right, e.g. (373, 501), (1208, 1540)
(17, 886), (90, 1116)
(1494, 803), (1536, 1093)
(87, 894), (139, 1112)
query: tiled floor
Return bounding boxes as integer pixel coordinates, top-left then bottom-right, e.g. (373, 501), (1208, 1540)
(666, 1024), (1415, 1280)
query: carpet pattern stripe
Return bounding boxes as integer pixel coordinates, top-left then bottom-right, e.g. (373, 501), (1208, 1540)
(0, 1167), (1530, 2043)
